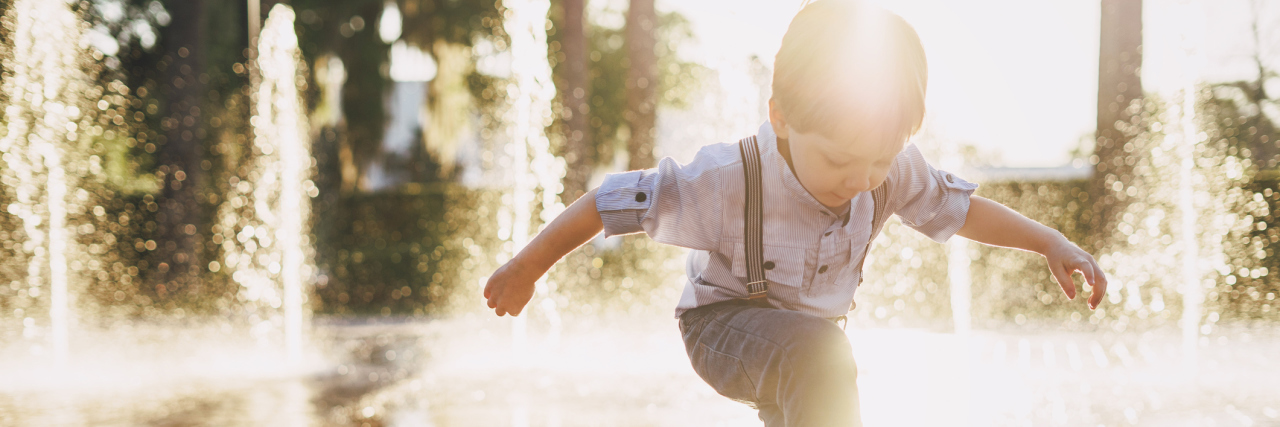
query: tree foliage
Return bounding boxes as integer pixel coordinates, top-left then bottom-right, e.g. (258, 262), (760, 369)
(547, 5), (704, 171)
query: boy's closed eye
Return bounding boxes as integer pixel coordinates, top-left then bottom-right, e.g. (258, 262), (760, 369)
(826, 156), (854, 167)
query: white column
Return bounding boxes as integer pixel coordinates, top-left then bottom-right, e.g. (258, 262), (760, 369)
(1171, 0), (1204, 375)
(501, 0), (562, 360)
(948, 237), (972, 335)
(255, 4), (311, 364)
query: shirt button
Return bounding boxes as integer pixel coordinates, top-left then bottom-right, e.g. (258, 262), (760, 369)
(818, 265), (829, 274)
(945, 174), (954, 183)
(635, 192), (647, 202)
(824, 231), (832, 236)
(763, 261), (775, 270)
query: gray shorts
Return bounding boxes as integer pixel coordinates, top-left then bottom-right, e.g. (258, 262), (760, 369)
(679, 300), (862, 427)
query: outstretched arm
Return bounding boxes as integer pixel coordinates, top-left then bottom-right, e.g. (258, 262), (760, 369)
(484, 188), (604, 316)
(956, 196), (1109, 310)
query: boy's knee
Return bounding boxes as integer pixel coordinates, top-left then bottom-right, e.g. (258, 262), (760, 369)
(782, 316), (855, 373)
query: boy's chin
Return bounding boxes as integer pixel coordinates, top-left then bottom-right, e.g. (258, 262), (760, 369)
(818, 193), (852, 209)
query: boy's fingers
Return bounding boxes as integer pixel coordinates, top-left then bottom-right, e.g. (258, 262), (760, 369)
(483, 278), (494, 307)
(1049, 261), (1076, 300)
(1078, 261), (1096, 287)
(1088, 267), (1108, 310)
(495, 300), (521, 317)
(1092, 263), (1108, 289)
(1075, 261), (1103, 310)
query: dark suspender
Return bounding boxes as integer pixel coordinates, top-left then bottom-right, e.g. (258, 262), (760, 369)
(855, 183), (889, 281)
(739, 137), (768, 300)
(737, 136), (888, 305)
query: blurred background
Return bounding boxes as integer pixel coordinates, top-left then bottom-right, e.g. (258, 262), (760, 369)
(0, 0), (1278, 425)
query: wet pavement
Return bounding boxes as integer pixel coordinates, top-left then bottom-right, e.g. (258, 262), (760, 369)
(2, 313), (1278, 426)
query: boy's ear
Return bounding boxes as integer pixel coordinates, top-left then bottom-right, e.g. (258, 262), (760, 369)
(768, 98), (790, 140)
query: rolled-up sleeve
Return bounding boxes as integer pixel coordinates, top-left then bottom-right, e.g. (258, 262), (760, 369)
(886, 144), (979, 242)
(595, 144), (729, 251)
(596, 170), (652, 236)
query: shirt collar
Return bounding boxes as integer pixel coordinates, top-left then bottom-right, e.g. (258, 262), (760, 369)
(756, 121), (849, 218)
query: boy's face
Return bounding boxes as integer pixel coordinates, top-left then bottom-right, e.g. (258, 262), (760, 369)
(769, 100), (905, 209)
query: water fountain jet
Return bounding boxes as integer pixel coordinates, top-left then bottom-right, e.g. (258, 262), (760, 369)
(0, 0), (91, 365)
(1175, 62), (1204, 376)
(217, 3), (314, 364)
(1171, 0), (1206, 374)
(498, 0), (566, 359)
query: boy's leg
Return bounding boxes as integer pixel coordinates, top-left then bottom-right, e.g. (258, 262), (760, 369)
(679, 303), (861, 427)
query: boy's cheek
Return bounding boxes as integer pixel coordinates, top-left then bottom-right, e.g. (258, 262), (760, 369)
(796, 171), (828, 193)
(797, 164), (832, 189)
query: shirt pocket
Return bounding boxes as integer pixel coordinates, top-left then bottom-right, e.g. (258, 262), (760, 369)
(731, 242), (808, 293)
(808, 240), (857, 296)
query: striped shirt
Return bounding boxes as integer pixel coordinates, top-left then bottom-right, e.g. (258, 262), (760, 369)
(595, 122), (978, 319)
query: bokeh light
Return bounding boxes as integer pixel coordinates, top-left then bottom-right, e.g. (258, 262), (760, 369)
(1, 0), (1278, 425)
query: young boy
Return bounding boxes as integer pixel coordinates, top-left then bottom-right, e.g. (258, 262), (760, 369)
(485, 0), (1108, 425)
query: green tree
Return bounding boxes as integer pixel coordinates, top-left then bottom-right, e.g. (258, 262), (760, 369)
(547, 4), (702, 198)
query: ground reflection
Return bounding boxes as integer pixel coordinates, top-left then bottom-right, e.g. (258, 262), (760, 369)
(1, 0), (1278, 426)
(3, 313), (1278, 426)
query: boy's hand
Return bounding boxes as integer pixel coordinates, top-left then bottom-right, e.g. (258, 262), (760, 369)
(1042, 239), (1108, 310)
(481, 187), (604, 317)
(957, 196), (1109, 310)
(483, 259), (541, 316)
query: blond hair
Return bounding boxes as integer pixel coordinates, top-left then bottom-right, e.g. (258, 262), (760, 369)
(772, 0), (928, 142)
